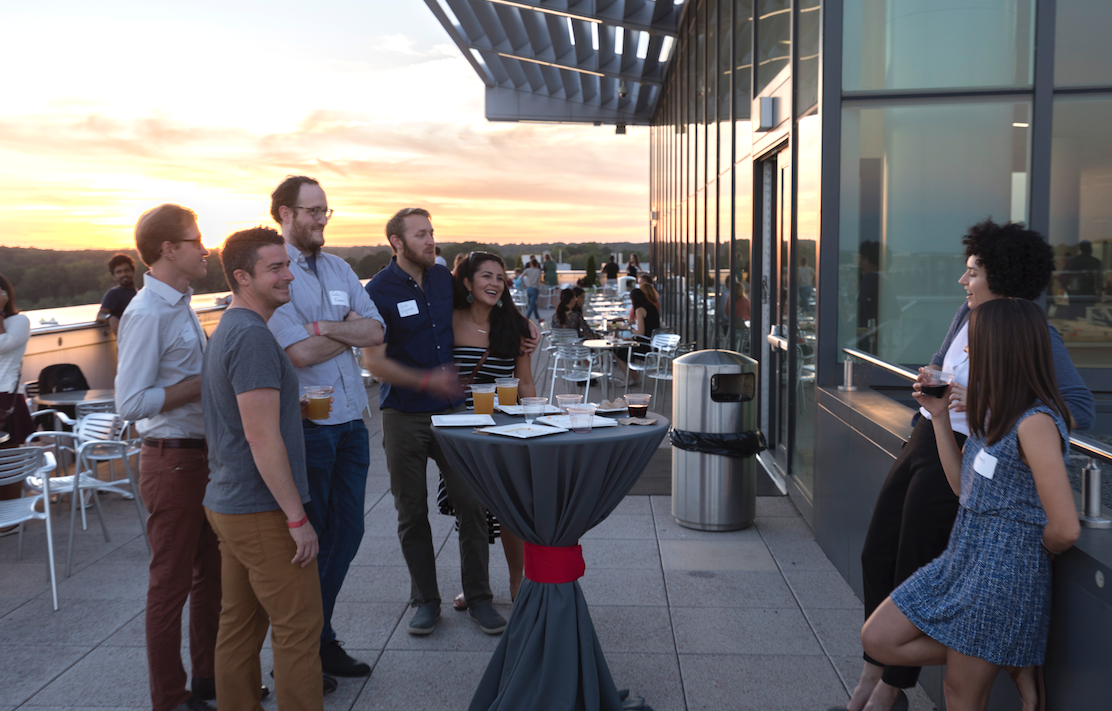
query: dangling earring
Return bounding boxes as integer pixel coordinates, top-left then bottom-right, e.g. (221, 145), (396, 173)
(496, 299), (503, 308)
(466, 293), (474, 304)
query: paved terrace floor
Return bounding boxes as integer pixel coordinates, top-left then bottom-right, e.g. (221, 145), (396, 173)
(1, 304), (938, 710)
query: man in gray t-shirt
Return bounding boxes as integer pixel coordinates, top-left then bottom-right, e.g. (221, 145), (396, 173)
(201, 227), (325, 711)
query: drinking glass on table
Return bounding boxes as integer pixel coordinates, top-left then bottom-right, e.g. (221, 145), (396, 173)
(566, 403), (597, 433)
(521, 397), (548, 425)
(495, 378), (519, 407)
(625, 393), (651, 418)
(471, 384), (496, 415)
(556, 393), (582, 413)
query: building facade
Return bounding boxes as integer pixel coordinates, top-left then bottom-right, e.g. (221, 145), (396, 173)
(650, 0), (1112, 507)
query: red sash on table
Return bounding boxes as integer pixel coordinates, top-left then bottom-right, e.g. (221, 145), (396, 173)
(523, 541), (586, 583)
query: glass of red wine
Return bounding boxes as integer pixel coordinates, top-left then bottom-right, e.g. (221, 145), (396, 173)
(920, 370), (956, 398)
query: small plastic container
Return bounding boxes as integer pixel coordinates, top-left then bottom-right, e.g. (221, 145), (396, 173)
(470, 384), (497, 415)
(556, 393), (583, 413)
(625, 393), (651, 418)
(566, 403), (598, 433)
(521, 397), (548, 425)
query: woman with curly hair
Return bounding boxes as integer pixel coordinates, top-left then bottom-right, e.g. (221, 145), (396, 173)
(838, 220), (1095, 711)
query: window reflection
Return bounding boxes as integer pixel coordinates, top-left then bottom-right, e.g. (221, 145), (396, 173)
(838, 100), (1031, 364)
(1055, 0), (1112, 87)
(843, 0), (1033, 91)
(1048, 96), (1112, 367)
(756, 0), (791, 94)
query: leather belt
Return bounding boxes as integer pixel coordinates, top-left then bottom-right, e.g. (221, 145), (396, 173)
(142, 437), (206, 450)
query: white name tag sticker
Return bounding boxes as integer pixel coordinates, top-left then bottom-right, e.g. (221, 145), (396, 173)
(397, 299), (419, 318)
(329, 290), (350, 307)
(973, 449), (998, 480)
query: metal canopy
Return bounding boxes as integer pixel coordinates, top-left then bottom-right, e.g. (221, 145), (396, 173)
(424, 0), (685, 125)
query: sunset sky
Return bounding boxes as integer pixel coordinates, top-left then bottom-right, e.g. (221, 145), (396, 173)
(0, 1), (648, 251)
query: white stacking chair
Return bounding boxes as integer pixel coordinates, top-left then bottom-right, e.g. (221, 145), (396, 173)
(26, 413), (150, 576)
(549, 345), (606, 402)
(640, 334), (682, 408)
(538, 328), (579, 384)
(0, 446), (60, 610)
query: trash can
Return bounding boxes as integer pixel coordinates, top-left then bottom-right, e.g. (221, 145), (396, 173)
(670, 350), (765, 531)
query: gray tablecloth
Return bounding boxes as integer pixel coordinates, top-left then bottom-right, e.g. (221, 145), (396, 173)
(432, 412), (668, 711)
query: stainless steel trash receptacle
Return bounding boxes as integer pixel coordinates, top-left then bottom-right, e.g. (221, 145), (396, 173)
(671, 350), (761, 531)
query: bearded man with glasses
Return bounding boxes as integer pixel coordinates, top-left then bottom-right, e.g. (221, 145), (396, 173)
(266, 176), (386, 684)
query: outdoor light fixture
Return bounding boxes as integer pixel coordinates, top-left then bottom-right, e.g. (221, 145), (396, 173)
(616, 124), (627, 134)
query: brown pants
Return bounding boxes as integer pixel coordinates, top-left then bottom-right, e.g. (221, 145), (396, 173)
(139, 443), (222, 711)
(205, 508), (324, 711)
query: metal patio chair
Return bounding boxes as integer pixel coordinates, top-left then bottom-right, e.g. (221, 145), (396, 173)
(0, 446), (60, 609)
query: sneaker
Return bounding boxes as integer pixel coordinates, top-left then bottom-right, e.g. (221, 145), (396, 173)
(320, 639), (370, 677)
(407, 602), (441, 635)
(468, 603), (507, 635)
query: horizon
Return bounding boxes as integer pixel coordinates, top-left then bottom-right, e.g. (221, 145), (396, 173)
(0, 1), (648, 251)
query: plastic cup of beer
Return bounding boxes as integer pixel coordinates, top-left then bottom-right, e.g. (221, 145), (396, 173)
(920, 371), (956, 398)
(304, 386), (333, 420)
(495, 377), (519, 407)
(625, 393), (651, 418)
(521, 397), (548, 425)
(471, 384), (496, 415)
(566, 403), (597, 433)
(556, 393), (583, 413)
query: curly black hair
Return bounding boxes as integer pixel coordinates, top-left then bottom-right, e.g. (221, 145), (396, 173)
(962, 219), (1054, 300)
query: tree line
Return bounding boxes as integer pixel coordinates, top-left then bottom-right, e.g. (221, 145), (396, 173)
(1, 242), (647, 311)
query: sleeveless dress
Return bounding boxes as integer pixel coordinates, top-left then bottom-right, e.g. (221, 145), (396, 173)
(436, 346), (517, 543)
(890, 404), (1068, 666)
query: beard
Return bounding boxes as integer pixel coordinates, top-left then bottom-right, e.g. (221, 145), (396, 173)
(288, 218), (324, 254)
(400, 238), (435, 269)
(118, 277), (134, 288)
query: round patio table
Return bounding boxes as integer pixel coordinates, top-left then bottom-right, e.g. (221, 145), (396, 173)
(432, 411), (669, 711)
(32, 389), (115, 408)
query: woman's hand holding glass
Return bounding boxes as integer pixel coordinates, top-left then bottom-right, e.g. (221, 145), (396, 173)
(912, 367), (951, 419)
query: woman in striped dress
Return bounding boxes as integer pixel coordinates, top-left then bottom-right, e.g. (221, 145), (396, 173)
(444, 252), (536, 609)
(861, 299), (1081, 711)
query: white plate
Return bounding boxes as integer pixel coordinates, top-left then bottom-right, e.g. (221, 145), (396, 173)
(431, 414), (496, 427)
(496, 404), (562, 416)
(479, 423), (568, 439)
(535, 415), (619, 428)
(589, 403), (629, 414)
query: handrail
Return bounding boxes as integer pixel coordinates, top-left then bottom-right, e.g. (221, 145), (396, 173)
(842, 346), (1112, 463)
(843, 346), (1112, 527)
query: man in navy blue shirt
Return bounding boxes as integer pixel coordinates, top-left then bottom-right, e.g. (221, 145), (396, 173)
(363, 208), (507, 637)
(97, 253), (138, 335)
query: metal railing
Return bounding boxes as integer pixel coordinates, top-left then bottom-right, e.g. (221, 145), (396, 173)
(843, 347), (1112, 529)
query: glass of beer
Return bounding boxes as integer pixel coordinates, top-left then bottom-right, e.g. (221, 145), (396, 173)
(920, 370), (956, 398)
(304, 386), (333, 420)
(495, 377), (519, 407)
(471, 384), (496, 415)
(625, 393), (651, 418)
(567, 403), (597, 433)
(521, 397), (548, 425)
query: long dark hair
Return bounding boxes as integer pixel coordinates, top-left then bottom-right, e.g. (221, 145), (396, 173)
(0, 273), (18, 317)
(453, 253), (530, 359)
(967, 299), (1070, 445)
(555, 288), (575, 326)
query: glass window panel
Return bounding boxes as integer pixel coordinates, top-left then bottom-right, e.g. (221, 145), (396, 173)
(1048, 95), (1112, 367)
(733, 158), (754, 354)
(756, 0), (791, 95)
(735, 1), (753, 119)
(797, 0), (820, 110)
(1055, 0), (1112, 87)
(843, 0), (1034, 91)
(794, 115), (820, 495)
(838, 99), (1031, 364)
(719, 0), (733, 176)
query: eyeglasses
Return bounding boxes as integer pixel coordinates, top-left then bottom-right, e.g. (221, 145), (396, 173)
(293, 206), (334, 221)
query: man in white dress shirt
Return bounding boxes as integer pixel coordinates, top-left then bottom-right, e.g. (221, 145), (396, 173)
(116, 204), (222, 711)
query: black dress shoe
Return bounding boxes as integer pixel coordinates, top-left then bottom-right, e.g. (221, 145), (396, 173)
(320, 639), (371, 677)
(191, 677), (269, 701)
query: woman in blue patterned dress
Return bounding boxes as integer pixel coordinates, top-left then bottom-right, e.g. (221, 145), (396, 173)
(861, 299), (1081, 711)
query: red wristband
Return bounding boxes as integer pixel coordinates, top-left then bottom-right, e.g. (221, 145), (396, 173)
(286, 515), (309, 529)
(419, 370), (431, 393)
(312, 321), (321, 336)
